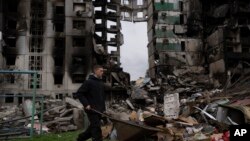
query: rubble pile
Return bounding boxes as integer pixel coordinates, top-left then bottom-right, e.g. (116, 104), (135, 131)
(0, 98), (86, 139)
(1, 67), (250, 140)
(106, 67), (250, 141)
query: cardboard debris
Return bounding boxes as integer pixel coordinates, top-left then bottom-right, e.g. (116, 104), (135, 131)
(178, 116), (199, 125)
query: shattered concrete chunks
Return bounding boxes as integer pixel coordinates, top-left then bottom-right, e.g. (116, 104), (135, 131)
(58, 125), (78, 132)
(131, 87), (148, 100)
(26, 123), (49, 134)
(0, 105), (18, 119)
(192, 132), (209, 141)
(178, 116), (199, 126)
(23, 99), (37, 118)
(65, 97), (83, 109)
(125, 99), (135, 110)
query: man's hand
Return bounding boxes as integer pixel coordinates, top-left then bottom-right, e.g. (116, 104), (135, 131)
(85, 105), (91, 110)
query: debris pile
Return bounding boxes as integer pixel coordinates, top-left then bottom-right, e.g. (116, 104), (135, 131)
(105, 66), (250, 141)
(1, 67), (250, 140)
(0, 97), (86, 139)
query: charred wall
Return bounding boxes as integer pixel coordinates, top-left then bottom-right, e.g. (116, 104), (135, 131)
(0, 0), (129, 105)
(203, 0), (250, 84)
(146, 0), (250, 84)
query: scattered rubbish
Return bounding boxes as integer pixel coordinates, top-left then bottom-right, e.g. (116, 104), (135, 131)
(1, 68), (250, 141)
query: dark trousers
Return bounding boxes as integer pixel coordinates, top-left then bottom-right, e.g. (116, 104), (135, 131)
(77, 112), (102, 141)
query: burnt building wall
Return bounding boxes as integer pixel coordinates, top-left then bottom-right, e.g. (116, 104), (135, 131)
(0, 0), (92, 100)
(146, 0), (250, 84)
(203, 0), (250, 84)
(0, 0), (129, 105)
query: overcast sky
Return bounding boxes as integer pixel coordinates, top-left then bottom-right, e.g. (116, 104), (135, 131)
(120, 21), (148, 81)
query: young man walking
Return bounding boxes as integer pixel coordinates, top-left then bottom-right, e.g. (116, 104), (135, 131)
(77, 65), (105, 141)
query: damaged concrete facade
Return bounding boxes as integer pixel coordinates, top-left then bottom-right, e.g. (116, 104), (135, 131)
(147, 0), (250, 85)
(1, 0), (250, 103)
(147, 0), (203, 79)
(203, 0), (250, 84)
(0, 0), (129, 105)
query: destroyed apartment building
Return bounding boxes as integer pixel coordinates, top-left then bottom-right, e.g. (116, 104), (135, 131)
(147, 0), (250, 86)
(0, 0), (130, 105)
(1, 0), (250, 141)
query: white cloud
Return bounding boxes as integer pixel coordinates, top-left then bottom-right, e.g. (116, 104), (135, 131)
(120, 21), (148, 81)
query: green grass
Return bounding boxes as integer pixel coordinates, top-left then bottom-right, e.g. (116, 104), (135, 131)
(10, 131), (80, 141)
(10, 131), (110, 141)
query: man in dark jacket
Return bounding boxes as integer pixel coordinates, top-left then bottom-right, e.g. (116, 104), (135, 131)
(77, 65), (105, 141)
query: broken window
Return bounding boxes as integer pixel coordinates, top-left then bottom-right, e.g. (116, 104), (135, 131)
(9, 75), (15, 84)
(124, 12), (130, 18)
(29, 73), (42, 89)
(74, 3), (86, 16)
(108, 46), (118, 54)
(161, 26), (167, 31)
(54, 74), (63, 84)
(8, 19), (17, 29)
(124, 0), (129, 5)
(30, 0), (45, 18)
(181, 41), (185, 51)
(6, 38), (16, 47)
(180, 14), (184, 24)
(54, 22), (64, 32)
(163, 39), (169, 44)
(182, 55), (186, 59)
(96, 19), (102, 24)
(72, 74), (85, 83)
(55, 38), (65, 48)
(8, 1), (18, 12)
(29, 56), (42, 70)
(6, 56), (16, 66)
(30, 37), (43, 52)
(137, 0), (143, 6)
(30, 20), (43, 35)
(10, 76), (15, 83)
(18, 94), (23, 105)
(55, 6), (65, 15)
(111, 56), (118, 62)
(73, 37), (85, 47)
(161, 13), (167, 19)
(96, 32), (102, 37)
(227, 47), (233, 52)
(137, 12), (143, 18)
(5, 94), (14, 103)
(73, 20), (86, 30)
(179, 1), (184, 12)
(5, 74), (15, 84)
(72, 56), (84, 65)
(54, 56), (64, 67)
(56, 94), (64, 100)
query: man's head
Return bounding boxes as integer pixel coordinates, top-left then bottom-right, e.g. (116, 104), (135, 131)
(93, 65), (104, 78)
